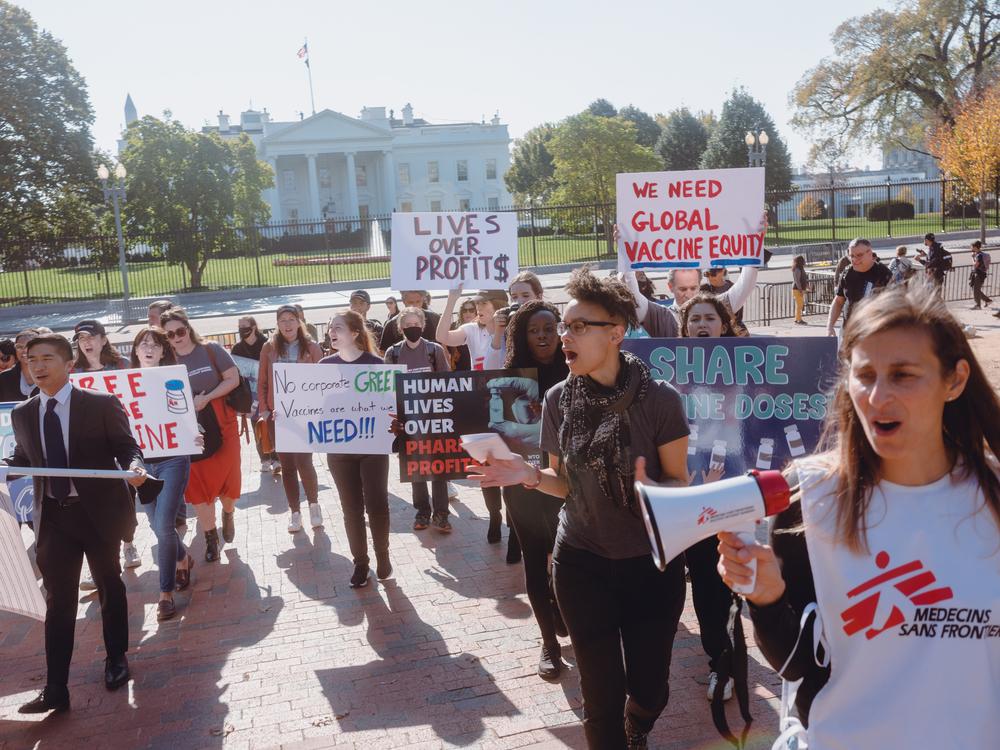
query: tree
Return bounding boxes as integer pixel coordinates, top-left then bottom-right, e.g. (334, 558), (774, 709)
(700, 88), (794, 202)
(797, 195), (826, 220)
(792, 0), (1000, 156)
(504, 124), (557, 203)
(895, 186), (917, 206)
(655, 108), (710, 170)
(0, 1), (95, 238)
(548, 114), (661, 252)
(930, 82), (1000, 242)
(618, 105), (662, 149)
(121, 116), (273, 288)
(585, 98), (617, 118)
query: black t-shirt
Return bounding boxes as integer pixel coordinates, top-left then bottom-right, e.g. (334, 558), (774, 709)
(835, 263), (892, 319)
(231, 336), (265, 361)
(318, 352), (384, 366)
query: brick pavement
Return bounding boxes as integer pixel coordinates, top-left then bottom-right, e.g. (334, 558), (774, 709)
(0, 450), (783, 750)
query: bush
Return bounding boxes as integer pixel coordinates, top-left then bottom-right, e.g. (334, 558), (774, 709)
(797, 195), (827, 220)
(944, 200), (980, 218)
(865, 200), (915, 221)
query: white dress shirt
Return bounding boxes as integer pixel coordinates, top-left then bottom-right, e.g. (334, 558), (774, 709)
(38, 381), (78, 498)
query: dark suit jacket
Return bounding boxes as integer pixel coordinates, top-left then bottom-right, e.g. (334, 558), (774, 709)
(5, 387), (142, 544)
(0, 364), (33, 403)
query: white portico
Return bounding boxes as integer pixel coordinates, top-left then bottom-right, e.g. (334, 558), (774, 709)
(203, 104), (513, 224)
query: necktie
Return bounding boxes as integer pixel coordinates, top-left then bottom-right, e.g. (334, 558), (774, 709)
(44, 398), (70, 500)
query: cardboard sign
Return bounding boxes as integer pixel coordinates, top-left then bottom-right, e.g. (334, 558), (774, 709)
(623, 337), (837, 480)
(231, 355), (261, 413)
(396, 368), (540, 481)
(0, 401), (33, 524)
(617, 167), (765, 270)
(272, 362), (405, 454)
(0, 481), (45, 620)
(70, 366), (201, 459)
(390, 212), (518, 290)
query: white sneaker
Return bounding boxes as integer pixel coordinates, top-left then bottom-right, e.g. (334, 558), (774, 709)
(287, 511), (302, 533)
(80, 574), (97, 591)
(308, 503), (323, 529)
(122, 542), (141, 569)
(447, 482), (459, 500)
(260, 459), (272, 472)
(706, 671), (734, 701)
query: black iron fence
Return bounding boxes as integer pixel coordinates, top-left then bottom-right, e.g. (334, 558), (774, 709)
(1, 176), (997, 308)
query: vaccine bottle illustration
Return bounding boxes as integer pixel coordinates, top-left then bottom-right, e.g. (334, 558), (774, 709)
(710, 440), (727, 472)
(784, 424), (806, 457)
(688, 423), (699, 455)
(165, 379), (189, 414)
(488, 387), (504, 424)
(756, 438), (774, 470)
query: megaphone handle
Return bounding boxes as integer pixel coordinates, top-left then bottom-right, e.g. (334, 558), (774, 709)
(731, 528), (758, 595)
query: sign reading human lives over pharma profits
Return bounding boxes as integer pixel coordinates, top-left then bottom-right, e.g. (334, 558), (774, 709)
(70, 365), (201, 459)
(272, 363), (405, 454)
(391, 212), (519, 290)
(617, 167), (765, 270)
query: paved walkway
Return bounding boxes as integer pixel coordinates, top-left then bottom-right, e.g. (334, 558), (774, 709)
(0, 451), (783, 749)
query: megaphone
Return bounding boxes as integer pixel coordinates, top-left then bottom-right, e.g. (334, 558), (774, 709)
(635, 470), (791, 594)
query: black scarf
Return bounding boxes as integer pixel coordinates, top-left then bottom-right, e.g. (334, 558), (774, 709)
(558, 350), (651, 507)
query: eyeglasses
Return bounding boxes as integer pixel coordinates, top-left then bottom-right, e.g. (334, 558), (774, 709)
(165, 328), (188, 340)
(557, 320), (616, 336)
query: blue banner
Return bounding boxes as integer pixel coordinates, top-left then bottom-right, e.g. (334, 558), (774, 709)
(0, 402), (32, 524)
(623, 338), (838, 483)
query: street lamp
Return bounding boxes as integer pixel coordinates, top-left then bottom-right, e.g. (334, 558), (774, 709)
(98, 162), (132, 322)
(745, 130), (768, 168)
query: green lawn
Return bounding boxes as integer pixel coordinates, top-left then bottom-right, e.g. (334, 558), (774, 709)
(766, 214), (986, 246)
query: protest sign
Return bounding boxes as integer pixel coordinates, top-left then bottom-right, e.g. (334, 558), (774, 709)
(0, 480), (45, 621)
(623, 337), (837, 482)
(396, 368), (540, 482)
(390, 212), (518, 290)
(70, 366), (201, 459)
(617, 167), (765, 271)
(272, 362), (404, 454)
(0, 401), (32, 524)
(232, 355), (260, 413)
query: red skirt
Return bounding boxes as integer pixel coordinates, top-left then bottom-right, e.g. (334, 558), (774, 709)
(185, 398), (242, 505)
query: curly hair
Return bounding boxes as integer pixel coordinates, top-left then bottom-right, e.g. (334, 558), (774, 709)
(679, 292), (736, 337)
(564, 267), (638, 329)
(504, 300), (563, 368)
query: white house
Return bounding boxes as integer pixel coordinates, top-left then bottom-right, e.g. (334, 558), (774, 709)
(202, 104), (513, 224)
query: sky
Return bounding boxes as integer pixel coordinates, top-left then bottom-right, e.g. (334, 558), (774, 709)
(19, 0), (889, 171)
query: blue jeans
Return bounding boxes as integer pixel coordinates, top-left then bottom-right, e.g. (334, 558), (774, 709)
(142, 457), (190, 593)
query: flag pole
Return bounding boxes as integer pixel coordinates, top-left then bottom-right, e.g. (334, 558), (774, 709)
(305, 38), (316, 116)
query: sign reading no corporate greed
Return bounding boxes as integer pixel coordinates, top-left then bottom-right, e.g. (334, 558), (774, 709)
(617, 167), (765, 270)
(70, 366), (201, 459)
(273, 363), (405, 454)
(623, 337), (837, 480)
(391, 212), (518, 290)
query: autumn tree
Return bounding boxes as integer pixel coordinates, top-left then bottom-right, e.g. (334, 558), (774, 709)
(797, 195), (826, 220)
(930, 82), (1000, 242)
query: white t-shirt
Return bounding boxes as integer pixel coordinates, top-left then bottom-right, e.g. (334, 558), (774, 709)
(796, 458), (1000, 749)
(458, 322), (503, 370)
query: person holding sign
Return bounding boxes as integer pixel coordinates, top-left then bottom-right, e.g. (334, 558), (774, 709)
(6, 334), (149, 713)
(717, 283), (1000, 748)
(161, 308), (241, 564)
(469, 268), (690, 749)
(258, 305), (325, 534)
(319, 311), (392, 588)
(130, 327), (194, 620)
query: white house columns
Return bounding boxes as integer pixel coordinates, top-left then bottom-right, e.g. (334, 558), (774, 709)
(306, 153), (322, 220)
(344, 151), (360, 218)
(381, 150), (396, 212)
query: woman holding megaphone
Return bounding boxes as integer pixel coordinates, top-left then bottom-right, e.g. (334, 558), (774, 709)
(717, 283), (1000, 748)
(470, 267), (690, 750)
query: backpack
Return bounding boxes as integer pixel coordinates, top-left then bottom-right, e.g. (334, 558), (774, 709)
(979, 251), (991, 273)
(941, 248), (954, 272)
(206, 342), (253, 414)
(385, 340), (438, 371)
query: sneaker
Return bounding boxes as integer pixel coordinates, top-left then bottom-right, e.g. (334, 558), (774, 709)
(707, 671), (734, 701)
(413, 513), (430, 531)
(221, 509), (235, 543)
(271, 461), (282, 476)
(80, 574), (97, 592)
(260, 459), (272, 472)
(308, 503), (323, 529)
(537, 643), (562, 681)
(122, 543), (141, 569)
(349, 564), (370, 588)
(447, 482), (459, 500)
(287, 511), (302, 533)
(431, 513), (452, 533)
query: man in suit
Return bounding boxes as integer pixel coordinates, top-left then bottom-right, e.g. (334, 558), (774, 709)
(6, 334), (148, 713)
(0, 328), (40, 403)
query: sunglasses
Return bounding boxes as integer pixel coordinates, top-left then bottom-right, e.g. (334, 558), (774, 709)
(165, 328), (188, 340)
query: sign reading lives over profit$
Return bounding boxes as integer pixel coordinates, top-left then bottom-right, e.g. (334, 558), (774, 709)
(391, 212), (518, 290)
(617, 167), (765, 270)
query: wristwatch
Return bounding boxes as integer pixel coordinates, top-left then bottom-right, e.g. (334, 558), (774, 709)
(521, 465), (542, 489)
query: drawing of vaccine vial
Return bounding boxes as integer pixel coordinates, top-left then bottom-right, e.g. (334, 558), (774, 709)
(784, 424), (806, 457)
(756, 438), (774, 470)
(710, 440), (727, 472)
(165, 379), (189, 414)
(488, 387), (504, 424)
(688, 423), (699, 455)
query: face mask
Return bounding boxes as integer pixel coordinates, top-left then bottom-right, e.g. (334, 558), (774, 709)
(238, 327), (253, 338)
(402, 326), (422, 343)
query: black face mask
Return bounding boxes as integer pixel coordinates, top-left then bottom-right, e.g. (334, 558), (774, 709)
(239, 327), (253, 339)
(402, 326), (423, 343)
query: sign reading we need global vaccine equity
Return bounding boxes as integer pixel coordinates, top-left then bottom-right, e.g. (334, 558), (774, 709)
(70, 365), (201, 459)
(390, 212), (518, 290)
(617, 167), (765, 270)
(272, 363), (405, 454)
(624, 337), (837, 483)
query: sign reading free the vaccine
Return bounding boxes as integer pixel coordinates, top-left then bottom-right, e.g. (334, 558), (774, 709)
(623, 338), (837, 483)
